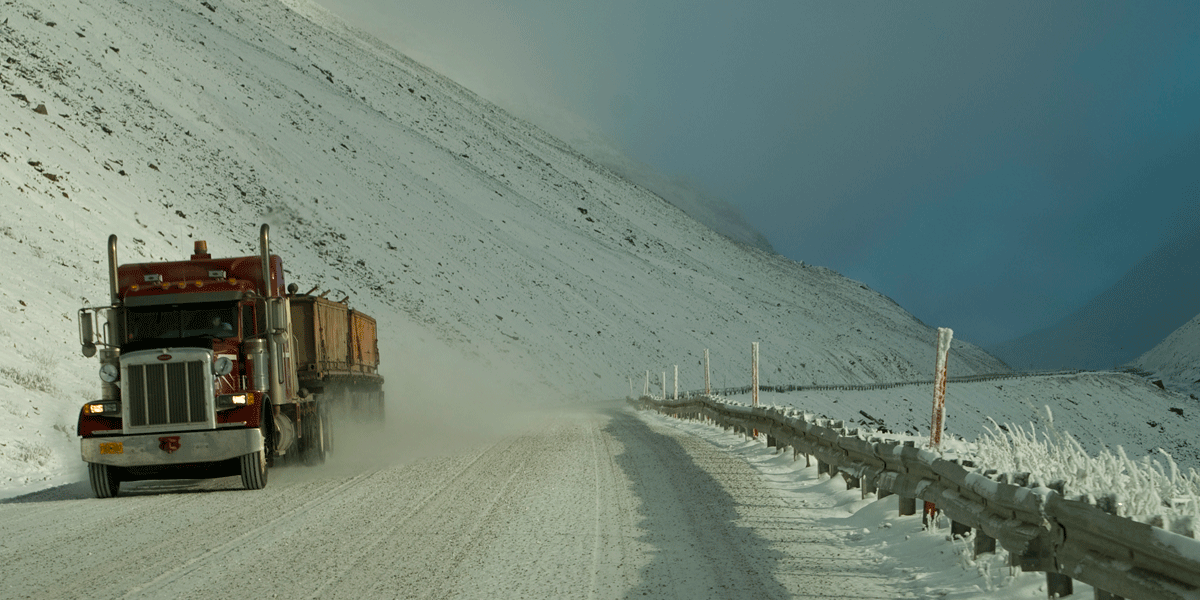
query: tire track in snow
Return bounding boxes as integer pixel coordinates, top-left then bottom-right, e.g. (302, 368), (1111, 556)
(587, 420), (603, 600)
(303, 441), (503, 599)
(120, 469), (383, 599)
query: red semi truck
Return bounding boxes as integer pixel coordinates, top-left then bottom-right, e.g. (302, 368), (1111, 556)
(76, 224), (384, 497)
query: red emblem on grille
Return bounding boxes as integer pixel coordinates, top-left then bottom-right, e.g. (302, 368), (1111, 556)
(158, 436), (181, 453)
(157, 354), (172, 361)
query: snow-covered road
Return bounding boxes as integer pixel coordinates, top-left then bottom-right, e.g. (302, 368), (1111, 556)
(0, 404), (898, 599)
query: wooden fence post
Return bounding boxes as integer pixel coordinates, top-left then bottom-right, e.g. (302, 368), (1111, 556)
(751, 342), (759, 407)
(950, 521), (970, 539)
(673, 365), (678, 400)
(926, 327), (953, 522)
(930, 327), (953, 447)
(1046, 572), (1073, 598)
(973, 532), (996, 558)
(751, 342), (759, 439)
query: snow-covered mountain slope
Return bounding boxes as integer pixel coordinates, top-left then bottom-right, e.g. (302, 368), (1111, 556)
(1131, 312), (1200, 396)
(989, 222), (1200, 371)
(0, 0), (1011, 494)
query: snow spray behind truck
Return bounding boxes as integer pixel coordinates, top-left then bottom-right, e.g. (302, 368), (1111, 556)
(76, 225), (384, 497)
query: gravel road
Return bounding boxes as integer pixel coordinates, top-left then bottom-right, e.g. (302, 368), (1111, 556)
(0, 403), (896, 599)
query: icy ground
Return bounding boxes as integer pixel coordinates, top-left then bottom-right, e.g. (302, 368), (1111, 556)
(0, 403), (1079, 599)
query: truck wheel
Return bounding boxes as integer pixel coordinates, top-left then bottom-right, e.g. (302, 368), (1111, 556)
(324, 410), (334, 455)
(240, 447), (268, 490)
(302, 411), (326, 466)
(88, 463), (120, 498)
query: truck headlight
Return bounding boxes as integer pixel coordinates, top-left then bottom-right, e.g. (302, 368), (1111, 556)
(84, 401), (120, 416)
(99, 363), (120, 383)
(216, 394), (251, 409)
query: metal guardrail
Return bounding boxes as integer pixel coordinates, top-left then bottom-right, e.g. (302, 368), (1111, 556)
(636, 395), (1200, 600)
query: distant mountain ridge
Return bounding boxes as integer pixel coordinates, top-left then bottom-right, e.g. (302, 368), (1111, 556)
(989, 223), (1200, 371)
(1132, 312), (1200, 392)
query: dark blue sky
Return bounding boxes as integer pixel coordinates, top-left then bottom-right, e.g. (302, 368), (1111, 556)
(325, 1), (1200, 346)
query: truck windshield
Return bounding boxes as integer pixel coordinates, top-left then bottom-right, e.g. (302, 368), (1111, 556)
(125, 302), (238, 345)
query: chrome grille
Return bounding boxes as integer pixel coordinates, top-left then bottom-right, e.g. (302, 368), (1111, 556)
(127, 361), (208, 427)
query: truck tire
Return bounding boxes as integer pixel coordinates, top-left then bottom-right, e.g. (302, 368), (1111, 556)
(242, 405), (269, 490)
(301, 410), (326, 466)
(88, 463), (120, 498)
(240, 448), (268, 490)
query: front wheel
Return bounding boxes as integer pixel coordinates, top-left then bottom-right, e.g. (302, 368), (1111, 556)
(88, 463), (120, 498)
(240, 447), (268, 490)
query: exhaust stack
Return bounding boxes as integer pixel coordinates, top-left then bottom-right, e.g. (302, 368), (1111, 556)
(259, 224), (271, 297)
(107, 235), (119, 305)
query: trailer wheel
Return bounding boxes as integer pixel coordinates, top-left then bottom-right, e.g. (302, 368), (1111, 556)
(240, 447), (268, 490)
(88, 463), (120, 498)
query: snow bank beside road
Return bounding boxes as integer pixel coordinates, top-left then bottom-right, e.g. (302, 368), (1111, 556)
(640, 409), (1070, 599)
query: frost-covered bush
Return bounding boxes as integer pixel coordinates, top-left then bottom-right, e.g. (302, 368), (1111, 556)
(0, 366), (56, 395)
(974, 406), (1200, 527)
(0, 440), (53, 467)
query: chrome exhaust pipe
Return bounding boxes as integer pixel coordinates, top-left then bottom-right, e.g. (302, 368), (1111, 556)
(107, 234), (119, 305)
(259, 224), (271, 297)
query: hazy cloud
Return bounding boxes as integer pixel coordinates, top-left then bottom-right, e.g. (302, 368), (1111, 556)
(321, 0), (1200, 345)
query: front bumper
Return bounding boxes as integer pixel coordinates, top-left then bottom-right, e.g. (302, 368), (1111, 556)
(82, 428), (263, 467)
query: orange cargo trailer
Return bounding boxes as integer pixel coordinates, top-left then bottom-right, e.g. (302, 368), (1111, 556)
(289, 295), (384, 420)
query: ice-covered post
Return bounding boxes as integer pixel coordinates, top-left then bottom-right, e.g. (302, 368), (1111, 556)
(751, 342), (760, 440)
(925, 327), (953, 523)
(751, 342), (759, 407)
(661, 372), (666, 399)
(703, 349), (711, 396)
(673, 365), (679, 400)
(644, 371), (650, 397)
(930, 327), (953, 447)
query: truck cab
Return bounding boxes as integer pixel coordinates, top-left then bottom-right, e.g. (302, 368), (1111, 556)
(76, 225), (314, 497)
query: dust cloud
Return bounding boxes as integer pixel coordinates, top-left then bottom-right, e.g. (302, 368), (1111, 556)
(323, 328), (563, 471)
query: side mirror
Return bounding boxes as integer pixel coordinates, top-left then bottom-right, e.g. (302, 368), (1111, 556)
(79, 310), (97, 358)
(269, 298), (290, 335)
